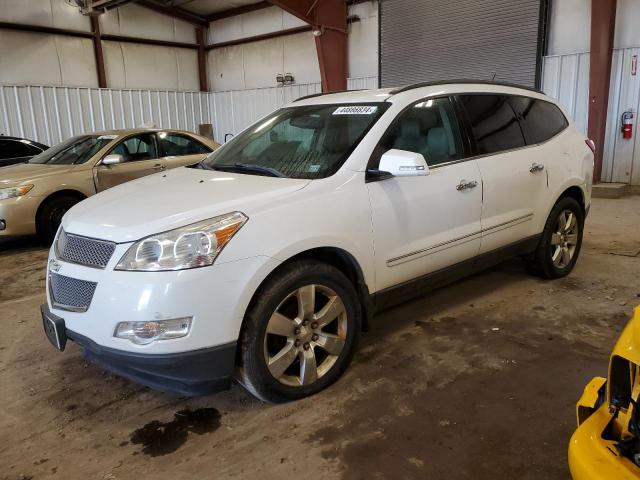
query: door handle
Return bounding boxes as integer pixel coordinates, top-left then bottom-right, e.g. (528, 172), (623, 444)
(153, 164), (166, 171)
(456, 179), (478, 191)
(529, 162), (545, 173)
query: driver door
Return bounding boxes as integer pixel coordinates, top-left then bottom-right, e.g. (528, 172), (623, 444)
(366, 96), (483, 292)
(156, 132), (213, 169)
(94, 133), (164, 191)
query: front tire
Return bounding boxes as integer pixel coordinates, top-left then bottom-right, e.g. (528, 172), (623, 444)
(37, 195), (81, 244)
(528, 196), (584, 279)
(238, 260), (361, 403)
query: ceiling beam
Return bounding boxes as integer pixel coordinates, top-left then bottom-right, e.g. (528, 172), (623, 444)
(137, 0), (209, 26)
(205, 1), (271, 22)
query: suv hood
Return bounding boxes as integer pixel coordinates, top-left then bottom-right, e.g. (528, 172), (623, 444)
(64, 167), (311, 242)
(0, 163), (75, 187)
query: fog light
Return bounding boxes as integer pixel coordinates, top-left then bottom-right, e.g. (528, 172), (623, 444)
(0, 220), (5, 231)
(114, 317), (192, 345)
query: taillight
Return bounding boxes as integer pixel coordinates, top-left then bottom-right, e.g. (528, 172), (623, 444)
(585, 138), (596, 154)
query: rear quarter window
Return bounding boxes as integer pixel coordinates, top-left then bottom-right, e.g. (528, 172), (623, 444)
(508, 96), (568, 145)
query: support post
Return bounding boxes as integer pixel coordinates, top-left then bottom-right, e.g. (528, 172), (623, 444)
(588, 0), (617, 183)
(196, 27), (208, 92)
(268, 0), (347, 92)
(90, 16), (107, 88)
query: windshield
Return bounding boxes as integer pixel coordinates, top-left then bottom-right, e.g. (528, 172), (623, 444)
(29, 135), (113, 165)
(201, 103), (388, 179)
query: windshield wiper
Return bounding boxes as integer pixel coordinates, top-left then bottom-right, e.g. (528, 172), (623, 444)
(212, 163), (286, 178)
(189, 160), (214, 170)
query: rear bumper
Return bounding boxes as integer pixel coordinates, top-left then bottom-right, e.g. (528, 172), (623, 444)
(568, 404), (640, 480)
(66, 327), (237, 396)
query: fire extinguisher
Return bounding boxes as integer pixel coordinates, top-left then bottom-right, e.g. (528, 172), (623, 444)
(621, 110), (634, 139)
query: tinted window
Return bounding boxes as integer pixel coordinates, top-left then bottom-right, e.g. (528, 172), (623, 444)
(29, 136), (111, 165)
(158, 133), (211, 156)
(111, 133), (157, 162)
(202, 103), (388, 179)
(0, 139), (31, 159)
(460, 94), (525, 155)
(509, 96), (568, 145)
(378, 97), (464, 166)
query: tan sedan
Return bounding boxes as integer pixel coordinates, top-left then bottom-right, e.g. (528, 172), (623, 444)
(0, 129), (219, 241)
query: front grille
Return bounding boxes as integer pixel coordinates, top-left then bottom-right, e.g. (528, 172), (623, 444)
(49, 272), (97, 312)
(56, 229), (116, 269)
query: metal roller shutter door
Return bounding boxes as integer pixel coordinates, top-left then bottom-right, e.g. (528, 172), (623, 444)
(380, 0), (543, 88)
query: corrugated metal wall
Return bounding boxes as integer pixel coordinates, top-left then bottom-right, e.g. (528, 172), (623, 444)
(0, 76), (378, 147)
(542, 48), (640, 185)
(379, 0), (542, 88)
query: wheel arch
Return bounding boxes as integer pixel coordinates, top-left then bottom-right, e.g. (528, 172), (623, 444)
(243, 247), (374, 339)
(558, 185), (586, 211)
(35, 189), (87, 232)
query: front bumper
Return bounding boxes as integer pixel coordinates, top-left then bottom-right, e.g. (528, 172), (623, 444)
(42, 303), (236, 395)
(569, 403), (640, 480)
(0, 195), (39, 236)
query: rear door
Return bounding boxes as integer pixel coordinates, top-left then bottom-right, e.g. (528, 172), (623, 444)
(94, 133), (164, 191)
(457, 94), (548, 254)
(156, 132), (212, 169)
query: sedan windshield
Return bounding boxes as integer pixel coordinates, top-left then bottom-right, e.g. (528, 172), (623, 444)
(29, 135), (113, 165)
(201, 103), (388, 179)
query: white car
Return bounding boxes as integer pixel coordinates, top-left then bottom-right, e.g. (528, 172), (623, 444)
(41, 81), (594, 403)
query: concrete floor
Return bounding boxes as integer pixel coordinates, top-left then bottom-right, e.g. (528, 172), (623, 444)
(1, 196), (639, 480)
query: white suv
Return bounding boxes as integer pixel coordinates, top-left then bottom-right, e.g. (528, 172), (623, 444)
(42, 82), (593, 402)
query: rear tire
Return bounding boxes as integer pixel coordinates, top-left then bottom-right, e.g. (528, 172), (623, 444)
(527, 196), (584, 279)
(238, 260), (361, 403)
(37, 195), (80, 244)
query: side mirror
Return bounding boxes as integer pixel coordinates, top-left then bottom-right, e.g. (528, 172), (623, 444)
(102, 154), (124, 166)
(378, 149), (429, 177)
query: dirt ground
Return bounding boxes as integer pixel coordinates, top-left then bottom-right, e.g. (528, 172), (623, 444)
(1, 196), (639, 480)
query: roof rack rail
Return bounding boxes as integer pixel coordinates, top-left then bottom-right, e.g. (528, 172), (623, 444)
(388, 79), (543, 96)
(293, 88), (366, 102)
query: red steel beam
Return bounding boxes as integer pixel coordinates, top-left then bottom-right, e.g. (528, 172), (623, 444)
(196, 27), (208, 91)
(205, 1), (271, 22)
(268, 0), (347, 92)
(90, 17), (108, 88)
(588, 0), (617, 183)
(137, 0), (209, 26)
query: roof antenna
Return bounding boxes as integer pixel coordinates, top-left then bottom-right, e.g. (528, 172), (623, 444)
(491, 72), (497, 81)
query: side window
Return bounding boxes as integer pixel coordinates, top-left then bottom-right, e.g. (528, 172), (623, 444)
(460, 94), (525, 155)
(378, 97), (464, 166)
(158, 133), (211, 156)
(0, 139), (32, 159)
(509, 96), (568, 145)
(111, 133), (157, 162)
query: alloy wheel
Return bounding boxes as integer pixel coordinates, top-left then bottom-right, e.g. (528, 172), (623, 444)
(550, 209), (579, 268)
(263, 284), (348, 387)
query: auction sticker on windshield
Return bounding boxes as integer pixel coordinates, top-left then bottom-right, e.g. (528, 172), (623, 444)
(333, 106), (378, 115)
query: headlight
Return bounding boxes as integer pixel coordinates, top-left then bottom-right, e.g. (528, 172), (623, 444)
(114, 317), (192, 345)
(115, 212), (247, 271)
(0, 185), (33, 200)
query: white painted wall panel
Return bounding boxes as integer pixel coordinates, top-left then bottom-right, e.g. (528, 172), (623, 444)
(0, 78), (374, 148)
(103, 41), (198, 92)
(207, 6), (306, 44)
(100, 3), (196, 43)
(0, 0), (90, 31)
(208, 31), (320, 91)
(348, 2), (379, 79)
(0, 31), (97, 87)
(549, 0), (640, 55)
(542, 50), (640, 185)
